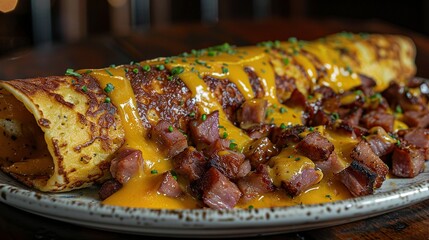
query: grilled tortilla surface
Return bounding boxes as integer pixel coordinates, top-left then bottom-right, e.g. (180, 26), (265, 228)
(0, 33), (416, 192)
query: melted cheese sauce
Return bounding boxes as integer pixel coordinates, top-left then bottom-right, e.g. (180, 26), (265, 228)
(86, 38), (385, 209)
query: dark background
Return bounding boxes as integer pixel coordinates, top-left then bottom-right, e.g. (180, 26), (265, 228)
(0, 0), (428, 56)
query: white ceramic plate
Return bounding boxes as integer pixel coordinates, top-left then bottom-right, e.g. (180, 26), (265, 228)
(0, 162), (428, 238)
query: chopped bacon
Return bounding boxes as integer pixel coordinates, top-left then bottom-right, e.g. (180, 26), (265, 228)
(315, 151), (344, 174)
(98, 179), (122, 200)
(270, 125), (306, 148)
(337, 160), (377, 197)
(189, 111), (220, 149)
(360, 110), (394, 133)
(392, 146), (425, 178)
(151, 120), (188, 157)
(398, 128), (429, 159)
(245, 124), (274, 139)
(172, 146), (207, 181)
(350, 140), (389, 188)
(110, 148), (143, 184)
(210, 150), (250, 179)
(285, 89), (307, 108)
(158, 171), (182, 197)
(237, 165), (275, 201)
(244, 137), (278, 168)
(402, 110), (429, 128)
(200, 167), (242, 209)
(282, 168), (322, 197)
(296, 131), (334, 162)
(365, 127), (395, 157)
(237, 99), (268, 129)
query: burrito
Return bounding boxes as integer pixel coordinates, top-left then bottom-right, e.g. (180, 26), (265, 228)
(0, 33), (424, 209)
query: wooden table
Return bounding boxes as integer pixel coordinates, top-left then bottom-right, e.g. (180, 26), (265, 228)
(0, 18), (428, 239)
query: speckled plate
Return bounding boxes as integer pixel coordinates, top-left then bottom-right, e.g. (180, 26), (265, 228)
(0, 162), (428, 238)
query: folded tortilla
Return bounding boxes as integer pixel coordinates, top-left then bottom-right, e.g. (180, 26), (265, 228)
(0, 33), (416, 192)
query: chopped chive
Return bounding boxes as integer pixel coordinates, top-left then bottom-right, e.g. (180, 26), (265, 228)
(222, 66), (229, 74)
(168, 125), (174, 132)
(288, 37), (298, 44)
(110, 64), (116, 68)
(65, 68), (82, 78)
(189, 112), (196, 118)
(143, 65), (151, 72)
(282, 58), (290, 65)
(395, 105), (403, 114)
(150, 169), (158, 174)
(307, 95), (314, 100)
(171, 66), (185, 75)
(218, 125), (225, 129)
(295, 157), (301, 161)
(133, 68), (139, 74)
(325, 194), (332, 200)
(156, 64), (165, 71)
(229, 142), (237, 150)
(208, 50), (217, 57)
(105, 69), (113, 76)
(308, 127), (314, 132)
(104, 83), (115, 93)
(280, 123), (286, 129)
(354, 90), (363, 95)
(279, 107), (287, 113)
(81, 85), (88, 92)
(221, 131), (228, 139)
(85, 70), (92, 74)
(104, 97), (111, 103)
(201, 114), (207, 121)
(288, 155), (293, 158)
(248, 205), (254, 210)
(171, 170), (178, 180)
(331, 112), (340, 120)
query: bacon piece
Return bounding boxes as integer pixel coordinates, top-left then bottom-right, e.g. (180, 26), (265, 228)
(189, 111), (220, 149)
(398, 128), (429, 159)
(210, 150), (250, 179)
(350, 140), (389, 188)
(365, 127), (395, 157)
(392, 146), (425, 178)
(402, 110), (429, 128)
(315, 151), (344, 174)
(200, 167), (242, 209)
(110, 148), (143, 184)
(158, 171), (182, 197)
(244, 137), (278, 168)
(270, 125), (306, 148)
(237, 99), (267, 129)
(337, 160), (377, 197)
(237, 165), (275, 201)
(98, 179), (122, 200)
(245, 124), (274, 139)
(360, 110), (394, 133)
(285, 89), (307, 108)
(282, 168), (322, 197)
(296, 131), (334, 162)
(151, 120), (188, 157)
(172, 146), (207, 181)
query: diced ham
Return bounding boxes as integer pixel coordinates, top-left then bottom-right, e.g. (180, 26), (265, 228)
(337, 160), (377, 197)
(237, 99), (268, 129)
(382, 82), (426, 112)
(296, 131), (334, 162)
(305, 103), (333, 127)
(359, 74), (377, 91)
(98, 179), (122, 200)
(244, 137), (278, 168)
(158, 171), (182, 197)
(342, 108), (363, 128)
(203, 139), (230, 158)
(237, 165), (275, 201)
(200, 167), (242, 209)
(110, 148), (143, 184)
(402, 110), (429, 128)
(360, 110), (394, 133)
(172, 146), (207, 181)
(365, 126), (395, 157)
(151, 120), (188, 157)
(210, 150), (250, 179)
(189, 111), (220, 149)
(314, 86), (336, 101)
(282, 168), (322, 197)
(392, 146), (425, 178)
(350, 140), (389, 188)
